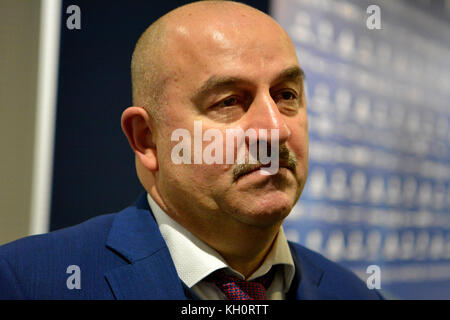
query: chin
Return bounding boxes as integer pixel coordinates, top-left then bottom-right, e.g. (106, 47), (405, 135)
(228, 191), (295, 228)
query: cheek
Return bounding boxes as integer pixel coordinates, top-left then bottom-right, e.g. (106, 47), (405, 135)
(287, 115), (309, 160)
(158, 136), (230, 194)
(190, 164), (223, 187)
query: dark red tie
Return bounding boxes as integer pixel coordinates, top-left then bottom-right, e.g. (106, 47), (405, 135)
(206, 269), (274, 300)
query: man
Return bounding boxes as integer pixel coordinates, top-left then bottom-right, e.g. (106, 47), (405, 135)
(0, 1), (382, 299)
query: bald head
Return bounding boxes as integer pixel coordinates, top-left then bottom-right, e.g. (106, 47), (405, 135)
(130, 1), (291, 121)
(130, 13), (167, 121)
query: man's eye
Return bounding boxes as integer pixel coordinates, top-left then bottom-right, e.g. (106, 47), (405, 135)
(207, 96), (246, 123)
(278, 91), (297, 100)
(221, 97), (239, 107)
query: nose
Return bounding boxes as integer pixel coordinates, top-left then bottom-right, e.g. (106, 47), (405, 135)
(244, 91), (291, 146)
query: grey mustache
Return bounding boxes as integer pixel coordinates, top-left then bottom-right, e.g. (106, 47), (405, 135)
(232, 145), (297, 181)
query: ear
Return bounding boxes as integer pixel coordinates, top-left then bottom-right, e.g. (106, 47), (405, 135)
(121, 106), (158, 171)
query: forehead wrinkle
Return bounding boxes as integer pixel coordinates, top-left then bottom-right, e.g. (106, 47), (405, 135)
(194, 66), (305, 98)
(198, 76), (249, 95)
(191, 75), (251, 106)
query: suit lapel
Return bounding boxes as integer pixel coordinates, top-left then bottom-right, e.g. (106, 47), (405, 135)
(104, 193), (187, 300)
(288, 242), (339, 300)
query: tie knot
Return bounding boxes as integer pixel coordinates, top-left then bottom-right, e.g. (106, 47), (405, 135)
(206, 269), (275, 300)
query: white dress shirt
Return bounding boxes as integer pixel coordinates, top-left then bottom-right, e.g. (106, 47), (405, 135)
(147, 194), (296, 300)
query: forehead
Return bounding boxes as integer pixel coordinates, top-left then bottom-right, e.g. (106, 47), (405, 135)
(161, 11), (299, 89)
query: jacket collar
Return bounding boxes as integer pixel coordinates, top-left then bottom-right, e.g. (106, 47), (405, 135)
(104, 192), (335, 300)
(288, 242), (339, 300)
(104, 193), (187, 299)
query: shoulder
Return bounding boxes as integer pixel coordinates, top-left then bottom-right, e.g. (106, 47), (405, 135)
(0, 213), (121, 299)
(288, 242), (383, 300)
(0, 213), (116, 260)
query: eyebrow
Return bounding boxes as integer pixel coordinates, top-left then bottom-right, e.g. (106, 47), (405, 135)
(192, 66), (305, 104)
(274, 66), (305, 85)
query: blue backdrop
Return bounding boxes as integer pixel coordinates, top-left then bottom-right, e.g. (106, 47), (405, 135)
(273, 0), (450, 299)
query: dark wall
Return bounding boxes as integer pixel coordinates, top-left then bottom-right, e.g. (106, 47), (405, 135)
(51, 0), (270, 231)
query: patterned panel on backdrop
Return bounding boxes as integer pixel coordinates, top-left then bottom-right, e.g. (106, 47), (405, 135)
(272, 0), (450, 299)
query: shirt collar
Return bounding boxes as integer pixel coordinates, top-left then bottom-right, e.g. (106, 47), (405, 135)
(147, 194), (295, 290)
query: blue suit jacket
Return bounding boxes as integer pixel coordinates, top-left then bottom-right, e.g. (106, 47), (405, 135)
(0, 193), (382, 299)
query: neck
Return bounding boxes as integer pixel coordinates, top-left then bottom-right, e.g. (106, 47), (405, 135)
(215, 225), (280, 278)
(148, 188), (281, 278)
(196, 221), (281, 278)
